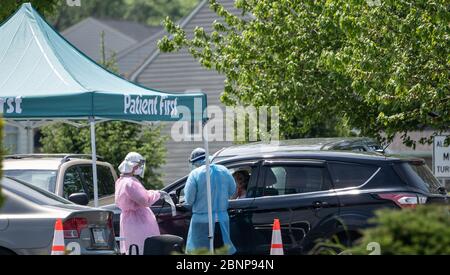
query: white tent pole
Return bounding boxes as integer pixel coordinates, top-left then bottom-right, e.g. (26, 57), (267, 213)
(89, 116), (99, 208)
(203, 119), (214, 254)
(26, 120), (32, 153)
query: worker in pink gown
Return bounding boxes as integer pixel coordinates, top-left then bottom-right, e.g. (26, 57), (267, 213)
(115, 152), (161, 255)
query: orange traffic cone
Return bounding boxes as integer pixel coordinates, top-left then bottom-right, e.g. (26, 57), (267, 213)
(51, 218), (65, 255)
(270, 219), (284, 255)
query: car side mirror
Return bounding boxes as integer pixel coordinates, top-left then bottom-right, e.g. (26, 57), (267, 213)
(68, 193), (89, 206)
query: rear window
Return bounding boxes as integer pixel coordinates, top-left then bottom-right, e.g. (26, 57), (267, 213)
(328, 162), (379, 188)
(259, 165), (332, 196)
(63, 166), (86, 199)
(3, 170), (57, 193)
(395, 162), (444, 194)
(77, 165), (115, 199)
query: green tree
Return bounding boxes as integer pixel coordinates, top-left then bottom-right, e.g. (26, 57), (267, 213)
(39, 35), (168, 189)
(123, 0), (199, 27)
(0, 0), (58, 22)
(321, 0), (449, 147)
(50, 0), (127, 31)
(159, 0), (449, 146)
(49, 0), (199, 31)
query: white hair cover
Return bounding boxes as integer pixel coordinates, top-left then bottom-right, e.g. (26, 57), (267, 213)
(118, 152), (145, 175)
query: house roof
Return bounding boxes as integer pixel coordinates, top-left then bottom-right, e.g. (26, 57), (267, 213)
(128, 0), (209, 81)
(61, 17), (161, 63)
(96, 19), (162, 42)
(114, 0), (208, 78)
(116, 28), (167, 77)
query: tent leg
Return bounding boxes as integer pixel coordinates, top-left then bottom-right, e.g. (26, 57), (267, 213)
(203, 120), (214, 254)
(89, 117), (99, 208)
(26, 120), (32, 153)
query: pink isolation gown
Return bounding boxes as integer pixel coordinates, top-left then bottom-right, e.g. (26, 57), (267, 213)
(115, 176), (161, 254)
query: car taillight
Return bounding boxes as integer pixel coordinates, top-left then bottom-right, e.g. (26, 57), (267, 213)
(378, 193), (427, 209)
(63, 218), (88, 239)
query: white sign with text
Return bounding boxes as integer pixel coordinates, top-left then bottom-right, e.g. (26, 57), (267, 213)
(433, 136), (450, 178)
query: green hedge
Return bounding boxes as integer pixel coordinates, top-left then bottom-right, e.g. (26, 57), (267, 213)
(350, 205), (450, 255)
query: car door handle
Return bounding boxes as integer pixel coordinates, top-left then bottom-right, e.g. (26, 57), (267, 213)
(229, 209), (243, 214)
(312, 201), (328, 209)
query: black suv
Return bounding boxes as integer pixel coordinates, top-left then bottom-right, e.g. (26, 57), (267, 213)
(151, 151), (448, 254)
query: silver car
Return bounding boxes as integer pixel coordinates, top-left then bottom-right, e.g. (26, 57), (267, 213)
(0, 177), (118, 255)
(3, 154), (118, 207)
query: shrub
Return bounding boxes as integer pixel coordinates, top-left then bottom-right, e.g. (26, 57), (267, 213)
(350, 205), (450, 255)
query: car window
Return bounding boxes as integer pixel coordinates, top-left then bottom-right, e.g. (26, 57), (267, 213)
(78, 165), (115, 200)
(328, 162), (379, 188)
(3, 170), (57, 193)
(63, 166), (86, 199)
(177, 182), (186, 204)
(228, 165), (257, 199)
(258, 165), (331, 197)
(98, 166), (115, 195)
(394, 162), (444, 194)
(176, 164), (258, 202)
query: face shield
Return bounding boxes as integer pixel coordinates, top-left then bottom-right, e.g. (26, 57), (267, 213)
(132, 159), (146, 178)
(118, 152), (146, 178)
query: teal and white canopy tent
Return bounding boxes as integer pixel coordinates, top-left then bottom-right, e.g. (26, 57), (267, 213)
(0, 4), (216, 247)
(0, 4), (219, 252)
(0, 3), (206, 122)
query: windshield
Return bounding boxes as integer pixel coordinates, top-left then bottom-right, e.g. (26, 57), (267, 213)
(2, 177), (72, 205)
(3, 170), (57, 193)
(398, 162), (445, 194)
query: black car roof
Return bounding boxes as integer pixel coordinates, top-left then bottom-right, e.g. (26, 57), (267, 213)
(214, 150), (419, 165)
(163, 150), (416, 189)
(213, 137), (383, 160)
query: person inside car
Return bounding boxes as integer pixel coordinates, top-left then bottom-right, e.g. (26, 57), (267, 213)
(231, 170), (250, 199)
(115, 152), (162, 255)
